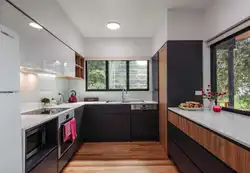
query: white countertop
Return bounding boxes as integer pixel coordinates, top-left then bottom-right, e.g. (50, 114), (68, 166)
(21, 101), (158, 130)
(168, 107), (250, 149)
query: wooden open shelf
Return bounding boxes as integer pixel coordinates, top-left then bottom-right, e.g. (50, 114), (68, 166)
(75, 53), (84, 79)
(56, 76), (83, 80)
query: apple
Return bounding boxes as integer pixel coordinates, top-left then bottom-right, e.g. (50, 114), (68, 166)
(213, 105), (222, 112)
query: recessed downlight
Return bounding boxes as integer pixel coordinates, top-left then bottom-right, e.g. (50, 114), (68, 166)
(107, 22), (120, 30)
(29, 22), (43, 30)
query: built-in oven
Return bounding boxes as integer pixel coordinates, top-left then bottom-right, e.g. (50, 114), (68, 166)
(58, 110), (74, 158)
(26, 125), (46, 160)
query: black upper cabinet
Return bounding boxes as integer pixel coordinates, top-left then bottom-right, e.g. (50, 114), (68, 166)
(131, 110), (159, 141)
(167, 41), (203, 106)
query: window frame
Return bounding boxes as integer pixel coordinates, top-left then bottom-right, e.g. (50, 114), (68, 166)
(85, 60), (149, 92)
(210, 26), (250, 116)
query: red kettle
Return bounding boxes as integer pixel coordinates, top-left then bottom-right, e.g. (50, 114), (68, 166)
(68, 90), (77, 103)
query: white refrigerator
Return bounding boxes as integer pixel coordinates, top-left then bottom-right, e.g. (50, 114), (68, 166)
(0, 24), (22, 173)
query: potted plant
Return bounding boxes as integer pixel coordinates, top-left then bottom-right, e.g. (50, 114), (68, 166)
(200, 85), (227, 111)
(40, 97), (50, 107)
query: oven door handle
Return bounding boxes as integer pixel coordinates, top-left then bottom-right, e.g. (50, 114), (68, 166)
(61, 118), (73, 126)
(26, 128), (41, 137)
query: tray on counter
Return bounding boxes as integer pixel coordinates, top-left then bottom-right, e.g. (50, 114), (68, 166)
(179, 105), (204, 111)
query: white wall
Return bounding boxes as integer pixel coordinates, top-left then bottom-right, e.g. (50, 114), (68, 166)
(20, 72), (69, 112)
(167, 9), (205, 40)
(84, 38), (152, 60)
(9, 0), (85, 56)
(152, 25), (167, 55)
(81, 38), (153, 101)
(204, 0), (250, 40)
(69, 79), (153, 102)
(152, 8), (168, 55)
(0, 0), (4, 7)
(202, 0), (250, 105)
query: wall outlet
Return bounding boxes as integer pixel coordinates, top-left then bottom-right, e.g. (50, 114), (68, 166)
(195, 91), (202, 96)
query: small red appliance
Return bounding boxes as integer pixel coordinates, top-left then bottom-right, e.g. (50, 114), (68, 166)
(68, 90), (77, 103)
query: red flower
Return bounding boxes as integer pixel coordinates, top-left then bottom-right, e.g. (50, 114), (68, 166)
(200, 88), (203, 91)
(203, 94), (206, 96)
(207, 89), (209, 91)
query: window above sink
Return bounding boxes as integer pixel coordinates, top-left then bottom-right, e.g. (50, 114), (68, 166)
(86, 60), (149, 91)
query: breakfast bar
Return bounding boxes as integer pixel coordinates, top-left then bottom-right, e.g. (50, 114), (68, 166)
(168, 107), (250, 173)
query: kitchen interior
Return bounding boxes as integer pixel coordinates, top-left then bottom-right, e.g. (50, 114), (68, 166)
(0, 0), (250, 173)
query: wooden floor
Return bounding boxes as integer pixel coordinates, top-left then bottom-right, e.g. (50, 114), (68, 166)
(63, 142), (179, 173)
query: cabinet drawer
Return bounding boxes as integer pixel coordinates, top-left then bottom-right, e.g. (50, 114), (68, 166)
(85, 105), (130, 114)
(29, 148), (57, 173)
(58, 144), (76, 172)
(168, 123), (236, 173)
(83, 113), (130, 142)
(131, 110), (159, 141)
(168, 140), (201, 173)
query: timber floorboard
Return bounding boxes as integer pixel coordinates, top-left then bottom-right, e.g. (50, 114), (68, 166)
(63, 142), (179, 173)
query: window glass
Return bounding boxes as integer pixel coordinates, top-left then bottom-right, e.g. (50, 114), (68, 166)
(109, 61), (127, 89)
(86, 60), (149, 91)
(234, 32), (250, 110)
(213, 30), (250, 111)
(129, 61), (148, 90)
(87, 61), (106, 90)
(216, 45), (229, 107)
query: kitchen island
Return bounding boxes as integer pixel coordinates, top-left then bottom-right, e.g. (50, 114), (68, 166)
(168, 107), (250, 173)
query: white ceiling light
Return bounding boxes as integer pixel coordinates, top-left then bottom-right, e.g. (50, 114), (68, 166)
(107, 22), (120, 30)
(29, 22), (43, 30)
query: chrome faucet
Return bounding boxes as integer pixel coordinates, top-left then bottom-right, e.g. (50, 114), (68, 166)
(122, 88), (127, 102)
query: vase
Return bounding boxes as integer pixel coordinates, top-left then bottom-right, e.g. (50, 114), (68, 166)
(209, 100), (215, 110)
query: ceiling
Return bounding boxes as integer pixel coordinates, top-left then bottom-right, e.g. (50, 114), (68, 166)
(57, 0), (214, 38)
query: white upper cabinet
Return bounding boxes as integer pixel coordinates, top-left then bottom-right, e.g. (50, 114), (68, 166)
(0, 2), (76, 77)
(62, 52), (76, 77)
(0, 24), (20, 91)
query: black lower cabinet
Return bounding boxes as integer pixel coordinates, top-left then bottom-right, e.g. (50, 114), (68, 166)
(74, 106), (84, 150)
(29, 148), (57, 173)
(131, 110), (159, 141)
(83, 105), (131, 142)
(168, 122), (236, 173)
(169, 140), (202, 173)
(83, 105), (160, 142)
(58, 143), (76, 173)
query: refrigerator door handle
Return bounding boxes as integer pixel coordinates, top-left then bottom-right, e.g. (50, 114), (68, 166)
(0, 91), (18, 94)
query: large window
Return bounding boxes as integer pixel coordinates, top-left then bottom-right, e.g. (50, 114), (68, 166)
(86, 60), (149, 91)
(211, 28), (250, 114)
